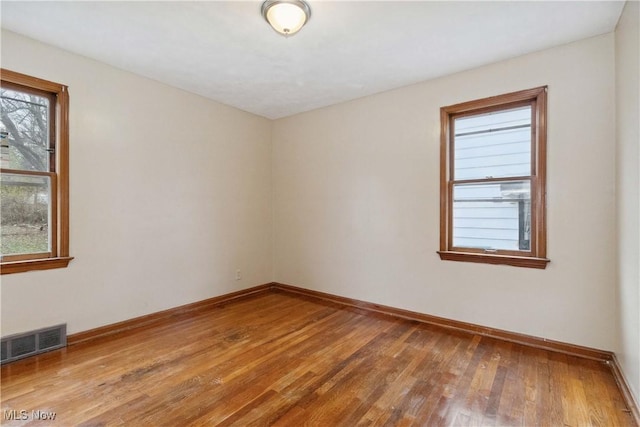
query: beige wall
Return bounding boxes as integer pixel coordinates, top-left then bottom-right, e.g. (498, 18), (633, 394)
(615, 0), (640, 403)
(273, 33), (617, 350)
(0, 30), (273, 336)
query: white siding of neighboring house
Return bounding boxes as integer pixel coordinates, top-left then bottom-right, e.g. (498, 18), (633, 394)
(452, 106), (531, 251)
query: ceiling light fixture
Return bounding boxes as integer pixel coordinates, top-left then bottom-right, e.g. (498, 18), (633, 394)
(261, 0), (311, 37)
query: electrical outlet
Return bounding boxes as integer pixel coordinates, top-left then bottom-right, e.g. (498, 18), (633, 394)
(235, 270), (241, 281)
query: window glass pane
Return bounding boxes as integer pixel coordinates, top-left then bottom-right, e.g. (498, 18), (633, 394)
(0, 88), (50, 172)
(1, 173), (51, 256)
(453, 180), (531, 251)
(454, 106), (531, 180)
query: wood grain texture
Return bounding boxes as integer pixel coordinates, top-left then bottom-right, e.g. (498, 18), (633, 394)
(437, 251), (550, 269)
(1, 290), (635, 426)
(611, 353), (640, 426)
(0, 256), (73, 275)
(67, 283), (273, 345)
(272, 283), (612, 362)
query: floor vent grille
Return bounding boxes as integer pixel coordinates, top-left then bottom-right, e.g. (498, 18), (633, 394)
(1, 324), (66, 364)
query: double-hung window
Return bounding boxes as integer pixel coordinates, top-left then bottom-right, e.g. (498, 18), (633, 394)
(1, 69), (72, 274)
(439, 87), (549, 269)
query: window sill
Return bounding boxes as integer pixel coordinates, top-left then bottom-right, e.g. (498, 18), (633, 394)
(438, 251), (549, 269)
(1, 257), (74, 275)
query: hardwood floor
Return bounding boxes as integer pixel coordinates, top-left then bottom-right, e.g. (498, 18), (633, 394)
(1, 290), (636, 426)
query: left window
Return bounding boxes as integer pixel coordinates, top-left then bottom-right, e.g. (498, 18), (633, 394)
(1, 69), (72, 274)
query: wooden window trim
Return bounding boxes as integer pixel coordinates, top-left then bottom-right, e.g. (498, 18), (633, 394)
(438, 86), (549, 269)
(1, 69), (73, 275)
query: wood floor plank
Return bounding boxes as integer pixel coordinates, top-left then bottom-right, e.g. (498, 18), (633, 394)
(1, 291), (636, 426)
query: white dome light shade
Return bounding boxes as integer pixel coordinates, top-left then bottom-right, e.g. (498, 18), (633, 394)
(262, 0), (311, 36)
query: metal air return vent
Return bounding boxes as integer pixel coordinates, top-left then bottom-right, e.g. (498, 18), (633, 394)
(1, 324), (66, 364)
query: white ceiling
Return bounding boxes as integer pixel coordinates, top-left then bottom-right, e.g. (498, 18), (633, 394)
(0, 1), (625, 119)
